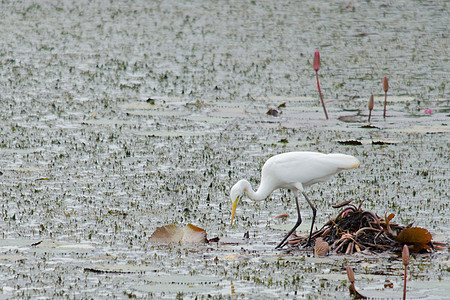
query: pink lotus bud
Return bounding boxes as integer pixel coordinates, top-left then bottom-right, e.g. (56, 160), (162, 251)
(425, 109), (432, 114)
(313, 50), (320, 71)
(346, 265), (355, 283)
(368, 95), (374, 110)
(383, 76), (389, 92)
(402, 244), (410, 267)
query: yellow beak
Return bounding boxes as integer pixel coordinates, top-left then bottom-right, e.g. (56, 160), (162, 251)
(231, 198), (239, 226)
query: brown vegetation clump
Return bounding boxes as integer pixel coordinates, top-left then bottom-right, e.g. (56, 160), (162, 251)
(289, 200), (436, 255)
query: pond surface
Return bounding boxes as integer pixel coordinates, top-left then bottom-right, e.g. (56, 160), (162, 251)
(0, 0), (448, 298)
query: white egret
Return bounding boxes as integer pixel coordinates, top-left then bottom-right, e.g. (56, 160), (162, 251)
(230, 151), (360, 249)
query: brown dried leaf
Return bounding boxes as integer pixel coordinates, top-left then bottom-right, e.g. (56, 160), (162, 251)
(394, 227), (432, 246)
(182, 224), (208, 243)
(149, 224), (184, 243)
(149, 224), (207, 244)
(314, 237), (330, 257)
(266, 108), (279, 116)
(383, 213), (396, 236)
(385, 213), (395, 223)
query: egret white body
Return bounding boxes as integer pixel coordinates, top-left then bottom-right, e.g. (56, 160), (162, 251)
(230, 151), (360, 249)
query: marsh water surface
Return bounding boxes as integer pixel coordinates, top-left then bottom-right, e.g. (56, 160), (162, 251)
(0, 0), (448, 298)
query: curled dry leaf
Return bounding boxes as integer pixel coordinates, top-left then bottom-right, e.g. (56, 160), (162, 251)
(149, 224), (207, 244)
(314, 237), (330, 257)
(266, 108), (279, 116)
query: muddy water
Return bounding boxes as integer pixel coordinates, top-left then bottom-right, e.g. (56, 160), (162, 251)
(0, 0), (448, 298)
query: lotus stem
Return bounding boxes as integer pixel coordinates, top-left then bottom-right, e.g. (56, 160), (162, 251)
(383, 76), (389, 119)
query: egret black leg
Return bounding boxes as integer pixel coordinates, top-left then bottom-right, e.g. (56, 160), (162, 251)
(302, 192), (317, 246)
(275, 194), (302, 249)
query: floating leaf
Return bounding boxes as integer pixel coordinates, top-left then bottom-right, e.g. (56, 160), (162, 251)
(85, 264), (159, 274)
(149, 224), (207, 244)
(277, 102), (286, 108)
(394, 227), (432, 246)
(338, 115), (366, 123)
(337, 140), (362, 145)
(360, 124), (379, 129)
(372, 140), (397, 145)
(222, 254), (248, 261)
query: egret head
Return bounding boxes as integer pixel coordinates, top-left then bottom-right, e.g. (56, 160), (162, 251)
(230, 181), (245, 226)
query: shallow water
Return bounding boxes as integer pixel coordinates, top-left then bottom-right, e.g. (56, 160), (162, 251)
(0, 0), (448, 298)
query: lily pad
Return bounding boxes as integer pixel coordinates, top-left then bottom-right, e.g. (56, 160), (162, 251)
(146, 274), (221, 284)
(33, 241), (95, 254)
(81, 119), (133, 126)
(117, 102), (155, 110)
(0, 254), (28, 262)
(386, 124), (449, 134)
(135, 130), (205, 137)
(132, 274), (221, 294)
(85, 264), (159, 274)
(132, 283), (212, 293)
